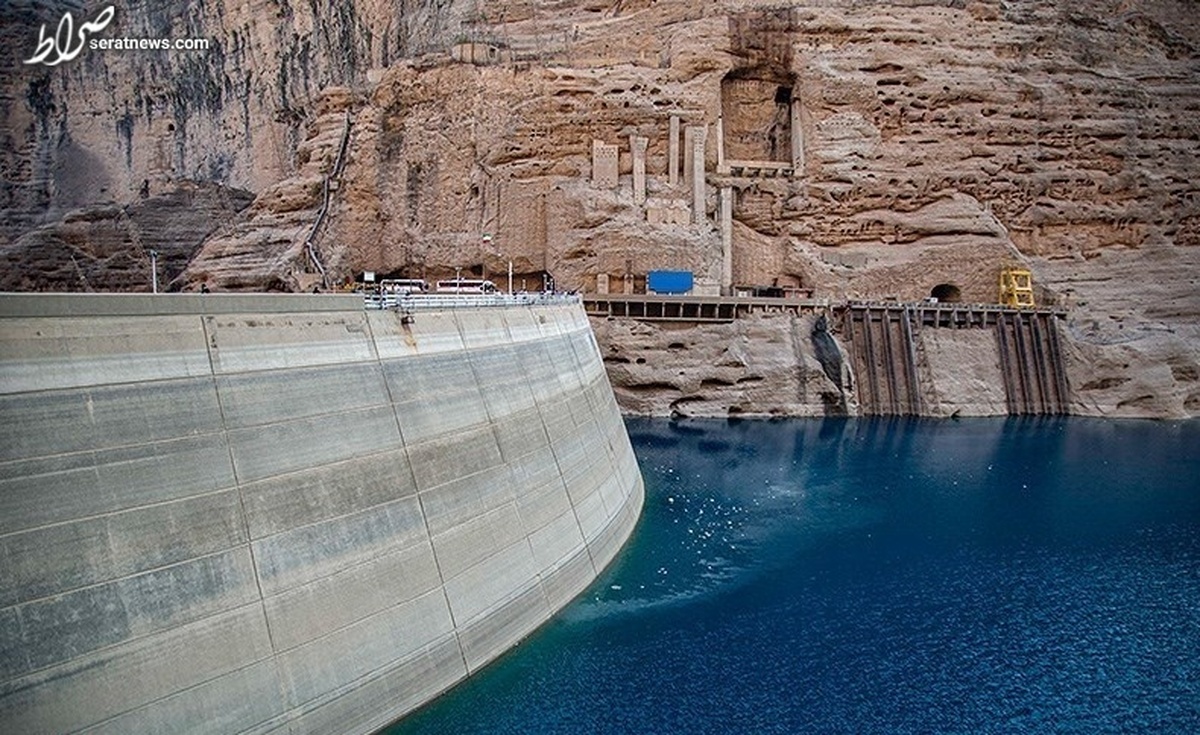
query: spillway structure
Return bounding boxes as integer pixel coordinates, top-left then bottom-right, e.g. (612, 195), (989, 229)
(842, 302), (1070, 416)
(0, 293), (644, 734)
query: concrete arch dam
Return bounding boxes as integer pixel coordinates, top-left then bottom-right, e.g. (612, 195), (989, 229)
(0, 293), (644, 734)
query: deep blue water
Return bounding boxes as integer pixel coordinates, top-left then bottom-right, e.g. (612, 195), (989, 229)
(389, 417), (1200, 734)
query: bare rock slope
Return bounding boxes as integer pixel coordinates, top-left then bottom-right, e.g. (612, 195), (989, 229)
(3, 0), (1198, 416)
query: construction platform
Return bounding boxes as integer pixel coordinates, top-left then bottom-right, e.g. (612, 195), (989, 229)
(583, 293), (830, 322)
(584, 293), (1065, 326)
(583, 293), (1071, 417)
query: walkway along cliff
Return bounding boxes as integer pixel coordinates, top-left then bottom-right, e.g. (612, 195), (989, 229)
(0, 293), (644, 734)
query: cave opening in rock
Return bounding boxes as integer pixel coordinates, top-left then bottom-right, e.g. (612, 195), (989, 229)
(720, 69), (798, 165)
(931, 283), (962, 303)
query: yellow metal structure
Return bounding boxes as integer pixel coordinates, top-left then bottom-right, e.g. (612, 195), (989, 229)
(999, 268), (1036, 308)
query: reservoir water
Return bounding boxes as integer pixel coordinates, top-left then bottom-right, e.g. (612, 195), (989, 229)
(390, 417), (1200, 734)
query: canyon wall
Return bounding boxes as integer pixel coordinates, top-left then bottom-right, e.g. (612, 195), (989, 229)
(2, 0), (1197, 416)
(0, 293), (643, 733)
(1, 0), (479, 234)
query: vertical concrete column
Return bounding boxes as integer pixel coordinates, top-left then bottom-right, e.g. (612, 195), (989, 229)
(668, 115), (680, 187)
(716, 116), (727, 174)
(630, 135), (648, 205)
(682, 125), (694, 191)
(720, 186), (733, 295)
(690, 125), (708, 226)
(592, 140), (618, 188)
(539, 190), (550, 271)
(790, 99), (805, 174)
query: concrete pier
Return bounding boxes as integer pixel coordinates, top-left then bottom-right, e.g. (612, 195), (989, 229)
(0, 293), (644, 734)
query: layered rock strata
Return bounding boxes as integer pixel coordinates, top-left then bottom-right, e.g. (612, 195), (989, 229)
(2, 0), (1197, 416)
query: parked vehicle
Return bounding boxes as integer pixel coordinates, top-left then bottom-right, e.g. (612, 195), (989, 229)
(435, 278), (497, 294)
(379, 278), (428, 295)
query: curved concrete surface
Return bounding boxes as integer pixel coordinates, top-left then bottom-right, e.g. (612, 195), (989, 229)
(0, 293), (644, 734)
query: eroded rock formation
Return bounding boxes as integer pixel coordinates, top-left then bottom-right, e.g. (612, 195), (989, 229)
(0, 182), (252, 292)
(2, 0), (1198, 416)
(593, 312), (854, 419)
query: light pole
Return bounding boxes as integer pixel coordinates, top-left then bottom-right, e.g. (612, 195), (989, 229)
(149, 249), (158, 294)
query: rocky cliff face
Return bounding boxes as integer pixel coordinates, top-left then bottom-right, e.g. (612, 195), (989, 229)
(0, 181), (252, 291)
(1, 0), (476, 239)
(593, 312), (855, 419)
(2, 0), (1197, 416)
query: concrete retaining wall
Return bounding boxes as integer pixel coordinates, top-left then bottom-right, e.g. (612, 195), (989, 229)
(0, 294), (644, 734)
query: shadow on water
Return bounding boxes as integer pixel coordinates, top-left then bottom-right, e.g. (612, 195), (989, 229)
(391, 416), (1200, 735)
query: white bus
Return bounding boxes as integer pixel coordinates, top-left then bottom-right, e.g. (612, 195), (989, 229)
(379, 278), (427, 295)
(435, 278), (497, 294)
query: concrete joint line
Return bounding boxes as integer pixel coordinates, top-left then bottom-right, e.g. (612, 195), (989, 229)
(200, 314), (287, 689)
(0, 479), (234, 542)
(3, 542), (251, 614)
(368, 310), (472, 679)
(531, 378), (600, 578)
(58, 617), (286, 735)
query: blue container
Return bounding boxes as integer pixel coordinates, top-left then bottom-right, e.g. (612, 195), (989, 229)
(647, 270), (693, 295)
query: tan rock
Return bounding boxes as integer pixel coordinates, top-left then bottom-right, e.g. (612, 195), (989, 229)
(592, 311), (851, 418)
(2, 0), (1198, 416)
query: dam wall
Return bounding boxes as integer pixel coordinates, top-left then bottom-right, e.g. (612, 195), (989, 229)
(0, 294), (644, 734)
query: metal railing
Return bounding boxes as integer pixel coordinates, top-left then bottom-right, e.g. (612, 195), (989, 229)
(305, 112), (353, 287)
(363, 292), (582, 310)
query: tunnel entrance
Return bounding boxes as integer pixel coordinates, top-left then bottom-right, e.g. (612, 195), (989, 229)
(930, 283), (962, 303)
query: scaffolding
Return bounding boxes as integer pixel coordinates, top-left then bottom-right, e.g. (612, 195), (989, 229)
(999, 268), (1036, 308)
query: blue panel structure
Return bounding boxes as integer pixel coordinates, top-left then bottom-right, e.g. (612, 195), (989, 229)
(646, 271), (693, 295)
